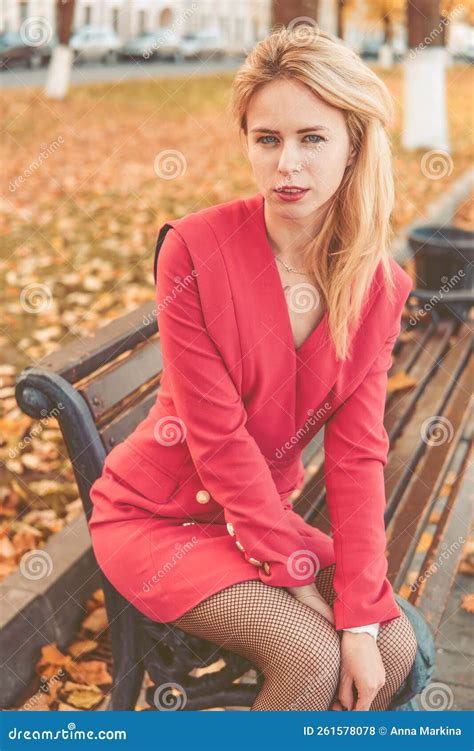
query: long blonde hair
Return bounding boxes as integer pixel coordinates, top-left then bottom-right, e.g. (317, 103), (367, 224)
(231, 25), (397, 361)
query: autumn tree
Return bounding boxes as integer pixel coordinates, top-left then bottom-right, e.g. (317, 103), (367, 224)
(271, 0), (319, 27)
(403, 0), (449, 150)
(45, 0), (75, 100)
(336, 0), (358, 39)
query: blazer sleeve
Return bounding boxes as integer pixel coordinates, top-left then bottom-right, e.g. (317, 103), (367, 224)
(323, 312), (407, 631)
(156, 226), (318, 587)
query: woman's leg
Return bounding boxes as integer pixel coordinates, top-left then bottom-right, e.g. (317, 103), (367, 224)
(315, 563), (418, 710)
(172, 563), (418, 711)
(173, 577), (341, 711)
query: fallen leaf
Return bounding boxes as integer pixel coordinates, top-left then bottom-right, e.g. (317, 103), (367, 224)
(67, 640), (98, 658)
(461, 593), (474, 613)
(82, 606), (108, 634)
(67, 660), (112, 686)
(62, 683), (104, 710)
(387, 371), (417, 395)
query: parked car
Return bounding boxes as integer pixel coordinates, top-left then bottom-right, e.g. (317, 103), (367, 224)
(70, 26), (121, 64)
(119, 29), (181, 62)
(178, 29), (225, 60)
(152, 28), (182, 61)
(0, 31), (53, 70)
(452, 44), (474, 64)
(360, 39), (381, 60)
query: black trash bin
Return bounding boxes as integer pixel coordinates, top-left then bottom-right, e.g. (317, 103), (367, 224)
(407, 224), (473, 322)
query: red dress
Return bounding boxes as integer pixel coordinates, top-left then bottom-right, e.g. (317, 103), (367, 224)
(88, 192), (413, 629)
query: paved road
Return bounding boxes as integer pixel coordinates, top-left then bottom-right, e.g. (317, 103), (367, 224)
(0, 55), (244, 89)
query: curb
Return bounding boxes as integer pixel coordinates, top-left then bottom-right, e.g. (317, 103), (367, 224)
(0, 513), (101, 708)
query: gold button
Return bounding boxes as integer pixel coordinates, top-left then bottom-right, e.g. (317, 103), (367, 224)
(262, 561), (271, 576)
(248, 557), (263, 567)
(235, 540), (246, 553)
(196, 489), (210, 504)
(226, 522), (235, 537)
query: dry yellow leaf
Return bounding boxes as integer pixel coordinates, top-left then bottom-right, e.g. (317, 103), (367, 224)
(82, 606), (108, 633)
(461, 593), (474, 613)
(67, 640), (98, 658)
(62, 685), (104, 710)
(416, 531), (434, 554)
(387, 371), (417, 395)
(36, 643), (72, 679)
(57, 702), (80, 711)
(67, 660), (112, 686)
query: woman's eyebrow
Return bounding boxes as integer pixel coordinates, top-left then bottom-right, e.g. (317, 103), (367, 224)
(250, 126), (330, 134)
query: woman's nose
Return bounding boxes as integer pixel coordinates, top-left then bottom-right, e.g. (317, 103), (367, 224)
(277, 145), (303, 179)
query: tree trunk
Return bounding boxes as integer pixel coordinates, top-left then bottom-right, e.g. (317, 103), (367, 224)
(45, 0), (75, 100)
(271, 0), (319, 27)
(403, 0), (449, 151)
(337, 0), (344, 39)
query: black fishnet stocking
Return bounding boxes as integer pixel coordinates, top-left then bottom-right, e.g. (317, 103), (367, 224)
(172, 563), (417, 711)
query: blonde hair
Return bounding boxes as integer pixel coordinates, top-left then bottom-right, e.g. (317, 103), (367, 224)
(231, 25), (397, 361)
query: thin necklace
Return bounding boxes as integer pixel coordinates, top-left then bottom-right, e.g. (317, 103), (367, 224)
(274, 254), (306, 274)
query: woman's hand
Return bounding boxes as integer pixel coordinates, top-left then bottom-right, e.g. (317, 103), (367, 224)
(331, 631), (385, 711)
(286, 583), (335, 625)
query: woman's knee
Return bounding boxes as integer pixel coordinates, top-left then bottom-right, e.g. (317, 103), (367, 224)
(272, 611), (341, 682)
(380, 611), (418, 677)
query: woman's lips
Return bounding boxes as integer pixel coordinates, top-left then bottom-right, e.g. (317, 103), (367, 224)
(274, 188), (310, 202)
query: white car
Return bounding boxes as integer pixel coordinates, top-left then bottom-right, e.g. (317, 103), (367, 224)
(152, 28), (182, 61)
(70, 26), (122, 64)
(178, 30), (225, 60)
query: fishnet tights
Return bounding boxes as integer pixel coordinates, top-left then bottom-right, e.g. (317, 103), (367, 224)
(172, 563), (418, 711)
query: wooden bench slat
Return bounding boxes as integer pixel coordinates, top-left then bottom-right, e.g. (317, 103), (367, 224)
(99, 386), (160, 451)
(384, 322), (472, 522)
(386, 338), (472, 581)
(81, 336), (163, 422)
(37, 301), (157, 384)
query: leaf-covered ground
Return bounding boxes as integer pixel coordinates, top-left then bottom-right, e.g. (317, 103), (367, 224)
(0, 65), (472, 582)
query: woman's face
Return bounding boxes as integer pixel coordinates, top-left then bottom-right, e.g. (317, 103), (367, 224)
(245, 77), (355, 224)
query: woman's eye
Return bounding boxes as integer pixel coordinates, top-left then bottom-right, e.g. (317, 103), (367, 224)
(256, 134), (326, 145)
(304, 134), (326, 143)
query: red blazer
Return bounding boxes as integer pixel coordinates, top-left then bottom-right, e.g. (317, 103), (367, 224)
(99, 192), (413, 630)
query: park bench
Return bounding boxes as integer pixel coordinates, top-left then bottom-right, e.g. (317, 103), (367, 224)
(15, 271), (472, 711)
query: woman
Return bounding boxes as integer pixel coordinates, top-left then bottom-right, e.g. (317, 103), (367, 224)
(88, 26), (418, 711)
